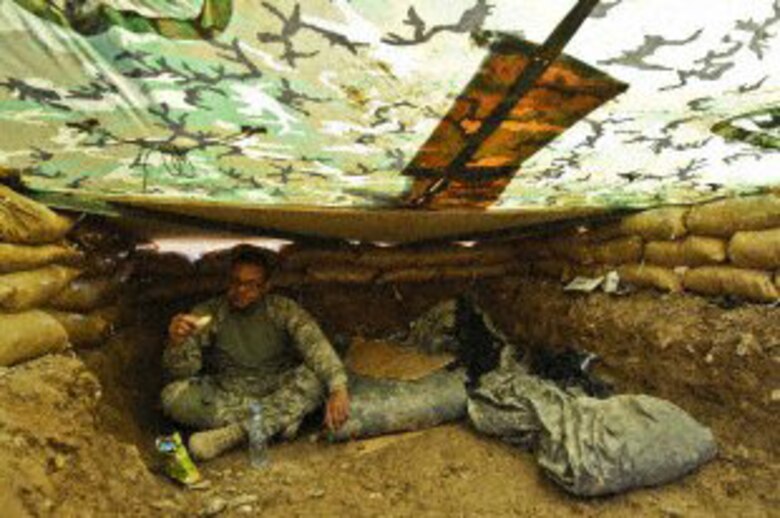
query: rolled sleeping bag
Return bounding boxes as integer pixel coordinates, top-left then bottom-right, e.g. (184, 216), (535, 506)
(330, 369), (467, 442)
(469, 366), (717, 497)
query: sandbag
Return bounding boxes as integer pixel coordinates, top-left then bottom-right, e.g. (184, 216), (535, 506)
(331, 370), (467, 442)
(377, 263), (515, 284)
(687, 194), (780, 236)
(0, 242), (83, 273)
(516, 239), (555, 261)
(546, 238), (594, 264)
(530, 260), (571, 280)
(683, 266), (779, 302)
(284, 243), (518, 271)
(619, 207), (689, 240)
(306, 264), (378, 284)
(589, 236), (643, 265)
(728, 228), (780, 269)
(0, 311), (70, 366)
(0, 185), (73, 244)
(440, 263), (515, 280)
(644, 236), (727, 267)
(377, 267), (440, 284)
(75, 252), (128, 278)
(543, 236), (642, 266)
(270, 270), (305, 288)
(0, 265), (81, 311)
(47, 277), (119, 312)
(46, 310), (111, 348)
(468, 366), (717, 496)
(618, 264), (683, 293)
(462, 244), (520, 265)
(138, 275), (227, 301)
(357, 246), (468, 269)
(356, 244), (516, 269)
(131, 250), (195, 278)
(195, 248), (234, 275)
(91, 304), (133, 330)
(574, 222), (624, 243)
(68, 217), (135, 253)
(282, 246), (358, 270)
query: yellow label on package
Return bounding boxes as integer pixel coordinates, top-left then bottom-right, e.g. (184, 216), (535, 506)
(156, 432), (202, 486)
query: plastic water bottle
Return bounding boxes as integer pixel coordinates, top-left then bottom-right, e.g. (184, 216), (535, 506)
(247, 401), (269, 468)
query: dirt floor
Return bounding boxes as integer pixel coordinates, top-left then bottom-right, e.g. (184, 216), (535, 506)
(0, 276), (778, 517)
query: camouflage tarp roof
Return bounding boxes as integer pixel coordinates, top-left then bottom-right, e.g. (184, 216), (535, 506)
(0, 1), (779, 239)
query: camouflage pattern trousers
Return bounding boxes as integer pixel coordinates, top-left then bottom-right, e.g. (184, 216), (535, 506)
(160, 365), (325, 438)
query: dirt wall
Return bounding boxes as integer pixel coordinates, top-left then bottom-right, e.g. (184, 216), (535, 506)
(476, 276), (780, 457)
(0, 355), (175, 517)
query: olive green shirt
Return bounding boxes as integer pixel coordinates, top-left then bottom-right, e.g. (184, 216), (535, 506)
(163, 294), (347, 392)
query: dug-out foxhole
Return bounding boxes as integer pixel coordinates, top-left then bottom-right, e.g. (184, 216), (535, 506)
(0, 189), (778, 517)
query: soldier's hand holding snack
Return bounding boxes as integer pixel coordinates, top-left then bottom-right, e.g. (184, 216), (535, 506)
(168, 314), (211, 345)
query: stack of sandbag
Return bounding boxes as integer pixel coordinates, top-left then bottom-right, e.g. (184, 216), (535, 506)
(132, 249), (224, 302)
(194, 247), (234, 277)
(67, 216), (136, 277)
(47, 215), (137, 347)
(44, 274), (128, 348)
(682, 195), (780, 302)
(519, 194), (780, 302)
(0, 186), (76, 365)
(616, 208), (705, 293)
(280, 242), (523, 286)
(0, 187), (138, 364)
(133, 246), (287, 302)
(519, 214), (651, 286)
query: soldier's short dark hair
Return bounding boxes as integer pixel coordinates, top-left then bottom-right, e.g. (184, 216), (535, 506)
(230, 244), (274, 274)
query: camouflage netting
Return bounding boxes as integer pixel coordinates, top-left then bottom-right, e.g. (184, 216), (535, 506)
(0, 0), (778, 218)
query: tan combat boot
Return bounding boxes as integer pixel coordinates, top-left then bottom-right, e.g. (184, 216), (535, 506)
(188, 423), (247, 461)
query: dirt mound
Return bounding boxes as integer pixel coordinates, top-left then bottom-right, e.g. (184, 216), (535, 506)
(0, 354), (175, 517)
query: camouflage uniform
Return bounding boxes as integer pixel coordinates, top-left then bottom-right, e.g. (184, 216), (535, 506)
(160, 294), (347, 438)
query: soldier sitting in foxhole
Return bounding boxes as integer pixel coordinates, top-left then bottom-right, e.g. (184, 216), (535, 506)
(160, 245), (350, 460)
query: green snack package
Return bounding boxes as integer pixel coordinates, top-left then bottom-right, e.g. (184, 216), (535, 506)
(156, 432), (202, 486)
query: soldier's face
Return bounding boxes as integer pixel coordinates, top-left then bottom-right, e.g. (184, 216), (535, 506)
(227, 263), (268, 309)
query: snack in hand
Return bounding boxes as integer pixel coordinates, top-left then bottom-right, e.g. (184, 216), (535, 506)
(193, 315), (212, 330)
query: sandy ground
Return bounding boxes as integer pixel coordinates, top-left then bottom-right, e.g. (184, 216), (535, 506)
(179, 423), (777, 518)
(1, 276), (778, 517)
